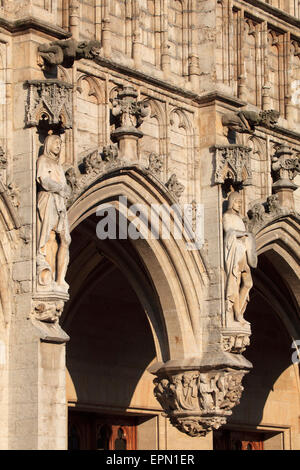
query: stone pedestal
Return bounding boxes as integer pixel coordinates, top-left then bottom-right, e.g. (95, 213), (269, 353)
(110, 85), (148, 161)
(111, 128), (143, 161)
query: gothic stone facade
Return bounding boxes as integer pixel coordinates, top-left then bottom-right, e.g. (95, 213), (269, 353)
(0, 0), (299, 450)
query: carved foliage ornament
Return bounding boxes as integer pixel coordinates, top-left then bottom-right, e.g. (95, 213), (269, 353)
(65, 144), (121, 207)
(147, 152), (164, 178)
(165, 174), (185, 200)
(246, 194), (290, 234)
(153, 368), (248, 436)
(271, 144), (300, 186)
(110, 86), (149, 132)
(214, 145), (252, 185)
(26, 80), (73, 129)
(66, 148), (169, 208)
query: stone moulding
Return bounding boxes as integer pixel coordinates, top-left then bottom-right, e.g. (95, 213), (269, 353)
(214, 145), (252, 186)
(151, 363), (250, 436)
(25, 79), (73, 129)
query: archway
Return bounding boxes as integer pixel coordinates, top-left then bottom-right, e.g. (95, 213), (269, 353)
(62, 167), (209, 449)
(214, 216), (300, 450)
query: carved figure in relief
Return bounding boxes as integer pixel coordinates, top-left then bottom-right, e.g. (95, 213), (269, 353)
(36, 134), (71, 291)
(223, 192), (257, 325)
(166, 174), (185, 200)
(198, 375), (215, 410)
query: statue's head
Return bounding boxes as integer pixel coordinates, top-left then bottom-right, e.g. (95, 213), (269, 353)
(228, 191), (242, 214)
(44, 134), (62, 160)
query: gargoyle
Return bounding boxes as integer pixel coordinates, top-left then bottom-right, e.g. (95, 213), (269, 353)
(222, 109), (279, 134)
(38, 38), (102, 69)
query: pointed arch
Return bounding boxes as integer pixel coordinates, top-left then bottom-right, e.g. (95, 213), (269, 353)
(67, 166), (209, 361)
(254, 215), (300, 339)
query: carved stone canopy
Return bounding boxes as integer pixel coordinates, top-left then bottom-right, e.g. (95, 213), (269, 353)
(151, 363), (250, 436)
(25, 79), (73, 129)
(214, 145), (252, 186)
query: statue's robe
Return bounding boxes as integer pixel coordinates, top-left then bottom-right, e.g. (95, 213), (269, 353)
(36, 154), (70, 261)
(223, 211), (257, 313)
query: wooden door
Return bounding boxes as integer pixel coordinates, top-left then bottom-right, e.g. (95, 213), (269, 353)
(213, 429), (264, 450)
(229, 431), (264, 450)
(68, 410), (137, 450)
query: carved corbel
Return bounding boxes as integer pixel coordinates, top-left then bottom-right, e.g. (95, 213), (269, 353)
(25, 80), (73, 130)
(214, 145), (252, 186)
(152, 366), (249, 436)
(30, 298), (69, 343)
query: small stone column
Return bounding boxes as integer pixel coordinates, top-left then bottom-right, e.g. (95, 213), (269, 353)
(271, 144), (300, 211)
(110, 86), (149, 161)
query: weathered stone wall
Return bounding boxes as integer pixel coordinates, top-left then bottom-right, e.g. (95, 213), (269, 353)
(0, 0), (299, 450)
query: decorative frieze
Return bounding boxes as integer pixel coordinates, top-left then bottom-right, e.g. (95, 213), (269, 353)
(153, 367), (248, 436)
(25, 80), (73, 129)
(222, 330), (251, 354)
(214, 145), (252, 186)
